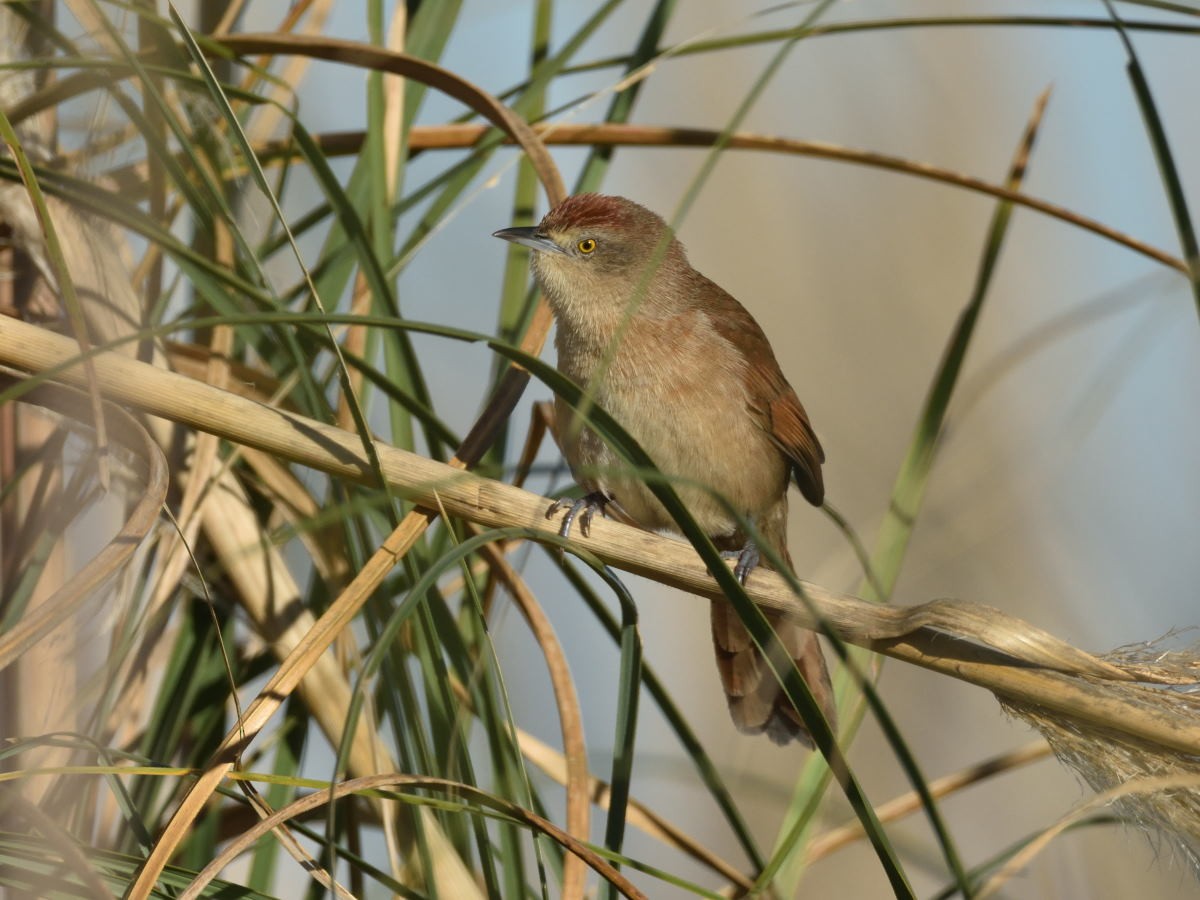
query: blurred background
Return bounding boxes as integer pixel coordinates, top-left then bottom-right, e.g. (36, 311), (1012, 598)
(457, 3), (1200, 897)
(3, 1), (1198, 897)
(399, 4), (1199, 895)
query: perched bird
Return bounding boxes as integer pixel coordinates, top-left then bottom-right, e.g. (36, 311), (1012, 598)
(493, 193), (835, 745)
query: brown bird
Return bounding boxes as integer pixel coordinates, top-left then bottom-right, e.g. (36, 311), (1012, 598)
(494, 193), (835, 745)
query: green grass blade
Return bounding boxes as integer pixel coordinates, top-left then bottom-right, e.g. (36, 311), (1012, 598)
(781, 86), (1056, 893)
(1103, 0), (1200, 323)
(594, 569), (642, 899)
(557, 554), (768, 873)
(171, 7), (399, 515)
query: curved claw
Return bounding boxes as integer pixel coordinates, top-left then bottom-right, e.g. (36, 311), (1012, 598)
(546, 491), (609, 539)
(721, 542), (761, 585)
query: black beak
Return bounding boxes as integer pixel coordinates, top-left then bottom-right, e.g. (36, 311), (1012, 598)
(492, 226), (567, 255)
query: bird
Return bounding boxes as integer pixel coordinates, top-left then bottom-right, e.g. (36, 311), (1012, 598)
(493, 193), (835, 746)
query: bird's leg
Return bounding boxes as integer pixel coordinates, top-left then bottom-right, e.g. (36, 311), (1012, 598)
(721, 540), (761, 585)
(546, 491), (610, 539)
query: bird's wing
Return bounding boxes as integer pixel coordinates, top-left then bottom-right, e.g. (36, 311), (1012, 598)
(704, 281), (825, 507)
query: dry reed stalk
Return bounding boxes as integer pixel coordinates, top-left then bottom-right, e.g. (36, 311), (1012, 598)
(3, 313), (1198, 880)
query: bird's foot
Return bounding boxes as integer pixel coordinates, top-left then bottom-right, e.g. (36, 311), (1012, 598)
(546, 491), (610, 539)
(721, 542), (761, 585)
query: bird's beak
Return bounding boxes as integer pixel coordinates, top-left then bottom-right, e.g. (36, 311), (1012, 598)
(492, 226), (567, 255)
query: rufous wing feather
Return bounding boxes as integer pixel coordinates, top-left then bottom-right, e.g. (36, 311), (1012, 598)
(704, 282), (834, 744)
(703, 283), (825, 505)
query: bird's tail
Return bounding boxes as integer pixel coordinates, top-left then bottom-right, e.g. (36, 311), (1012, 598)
(710, 591), (836, 747)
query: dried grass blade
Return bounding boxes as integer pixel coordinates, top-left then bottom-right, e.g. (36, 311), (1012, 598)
(7, 314), (1198, 874)
(0, 110), (109, 487)
(180, 774), (649, 900)
(473, 530), (591, 894)
(0, 379), (166, 671)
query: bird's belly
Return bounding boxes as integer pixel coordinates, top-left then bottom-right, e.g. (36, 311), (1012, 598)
(557, 376), (786, 540)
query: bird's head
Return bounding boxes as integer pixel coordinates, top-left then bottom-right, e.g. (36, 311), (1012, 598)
(493, 194), (691, 319)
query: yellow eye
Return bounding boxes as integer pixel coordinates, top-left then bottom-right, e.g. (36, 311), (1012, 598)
(577, 238), (597, 254)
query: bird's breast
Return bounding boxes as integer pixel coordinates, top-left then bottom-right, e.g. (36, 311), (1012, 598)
(554, 313), (787, 538)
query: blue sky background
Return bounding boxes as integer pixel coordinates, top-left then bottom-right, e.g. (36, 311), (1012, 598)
(227, 3), (1200, 896)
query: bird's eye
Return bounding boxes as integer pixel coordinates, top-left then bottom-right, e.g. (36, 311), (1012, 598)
(577, 238), (597, 254)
